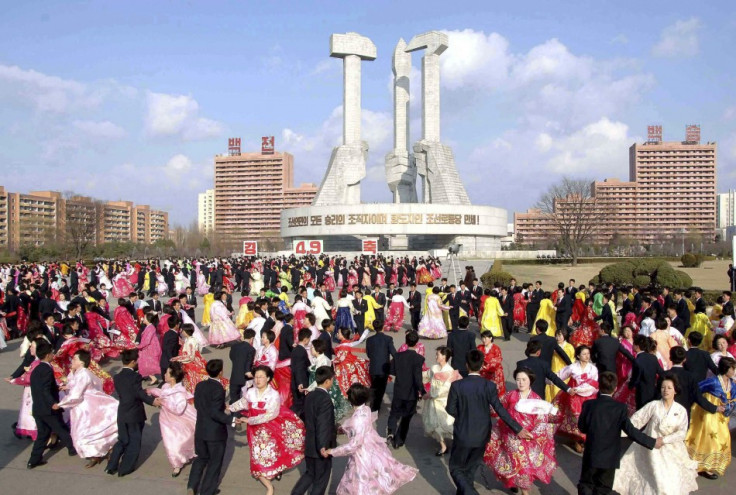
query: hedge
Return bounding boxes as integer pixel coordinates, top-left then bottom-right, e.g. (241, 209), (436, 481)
(681, 253), (705, 268)
(589, 258), (693, 289)
(481, 260), (515, 288)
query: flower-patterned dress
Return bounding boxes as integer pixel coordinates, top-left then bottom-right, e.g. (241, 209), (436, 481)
(333, 343), (372, 396)
(553, 361), (599, 442)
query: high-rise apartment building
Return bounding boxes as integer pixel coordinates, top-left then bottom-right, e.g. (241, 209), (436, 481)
(133, 204), (169, 244)
(717, 190), (736, 236)
(515, 127), (717, 245)
(213, 142), (317, 239)
(198, 189), (214, 233)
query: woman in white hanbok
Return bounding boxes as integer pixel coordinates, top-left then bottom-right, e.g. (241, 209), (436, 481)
(250, 268), (264, 296)
(174, 270), (190, 294)
(613, 376), (699, 495)
(422, 347), (461, 455)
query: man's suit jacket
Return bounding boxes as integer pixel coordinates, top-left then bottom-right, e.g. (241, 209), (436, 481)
(186, 294), (197, 308)
(407, 290), (421, 313)
(290, 345), (310, 397)
(694, 297), (707, 314)
(114, 367), (155, 424)
(278, 324), (295, 361)
(684, 347), (718, 383)
(667, 366), (718, 421)
(229, 341), (255, 387)
(38, 297), (57, 316)
(578, 394), (655, 469)
(447, 293), (461, 316)
(670, 316), (687, 334)
(373, 292), (386, 310)
(390, 350), (425, 401)
(595, 303), (614, 328)
(30, 361), (61, 417)
(500, 294), (514, 319)
(446, 374), (522, 448)
(591, 335), (634, 374)
(676, 298), (690, 326)
(160, 329), (181, 373)
(366, 332), (397, 376)
(446, 330), (477, 375)
(302, 388), (336, 458)
(193, 378), (230, 442)
(317, 330), (334, 359)
(458, 289), (471, 313)
(530, 333), (572, 367)
(629, 353), (664, 407)
(148, 299), (163, 313)
(516, 356), (570, 399)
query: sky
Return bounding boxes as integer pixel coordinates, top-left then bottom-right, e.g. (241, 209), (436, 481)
(1, 0), (735, 226)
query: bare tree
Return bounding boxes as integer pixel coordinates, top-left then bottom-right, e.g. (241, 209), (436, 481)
(536, 177), (606, 266)
(65, 198), (103, 258)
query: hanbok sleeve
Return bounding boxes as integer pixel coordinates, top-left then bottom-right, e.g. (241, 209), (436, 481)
(557, 364), (574, 382)
(164, 390), (189, 416)
(627, 400), (656, 431)
(229, 395), (249, 413)
(57, 372), (89, 409)
(247, 390), (281, 425)
(330, 409), (368, 458)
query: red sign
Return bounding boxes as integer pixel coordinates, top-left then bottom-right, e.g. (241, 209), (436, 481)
(228, 137), (241, 155)
(647, 125), (662, 143)
(243, 241), (258, 256)
(685, 124), (700, 144)
(262, 136), (275, 154)
(362, 238), (378, 255)
(293, 239), (323, 255)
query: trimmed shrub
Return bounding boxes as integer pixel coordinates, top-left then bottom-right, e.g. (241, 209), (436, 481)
(592, 258), (692, 289)
(481, 270), (515, 288)
(681, 253), (697, 267)
(654, 264), (693, 289)
(633, 275), (651, 287)
(599, 262), (636, 285)
(491, 260), (504, 272)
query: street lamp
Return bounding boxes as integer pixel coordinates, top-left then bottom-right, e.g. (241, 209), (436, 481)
(681, 228), (686, 256)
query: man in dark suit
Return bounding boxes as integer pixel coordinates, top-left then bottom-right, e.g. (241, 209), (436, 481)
(629, 334), (665, 409)
(457, 281), (471, 316)
(365, 320), (397, 411)
(684, 332), (718, 382)
(291, 366), (336, 495)
(516, 340), (573, 400)
(407, 284), (421, 331)
(667, 304), (687, 334)
(317, 319), (335, 359)
(446, 349), (532, 494)
(290, 329), (313, 417)
(577, 371), (661, 494)
(723, 291), (734, 316)
(500, 286), (515, 340)
(372, 286), (386, 324)
(105, 349), (159, 476)
(188, 360), (231, 495)
(668, 347), (720, 424)
(352, 292), (368, 335)
(447, 285), (461, 332)
(148, 292), (163, 314)
(26, 340), (76, 468)
(228, 329), (256, 403)
(279, 314), (296, 360)
(591, 321), (635, 374)
(526, 281), (543, 331)
(160, 316), (181, 378)
(184, 286), (197, 319)
(530, 320), (573, 367)
(594, 293), (614, 328)
(387, 331), (426, 449)
(38, 291), (57, 317)
(470, 279), (483, 322)
(674, 290), (690, 328)
(694, 288), (707, 314)
(447, 316), (476, 377)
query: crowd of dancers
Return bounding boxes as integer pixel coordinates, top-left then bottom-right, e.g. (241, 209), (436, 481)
(1, 255), (735, 495)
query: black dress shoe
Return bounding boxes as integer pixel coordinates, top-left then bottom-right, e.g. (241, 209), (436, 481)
(435, 449), (446, 456)
(699, 471), (719, 480)
(393, 441), (404, 450)
(68, 448), (78, 457)
(104, 468), (117, 476)
(27, 461), (47, 469)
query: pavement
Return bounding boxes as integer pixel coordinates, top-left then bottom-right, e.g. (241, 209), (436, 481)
(1, 282), (734, 495)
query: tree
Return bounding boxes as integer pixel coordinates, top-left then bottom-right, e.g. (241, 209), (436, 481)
(536, 177), (606, 266)
(64, 198), (104, 258)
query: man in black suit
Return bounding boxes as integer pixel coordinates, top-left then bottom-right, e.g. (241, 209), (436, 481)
(189, 360), (231, 495)
(317, 319), (335, 359)
(446, 350), (532, 494)
(228, 329), (256, 403)
(446, 285), (461, 332)
(668, 347), (721, 424)
(447, 316), (476, 377)
(290, 329), (313, 417)
(516, 340), (573, 400)
(352, 291), (368, 335)
(387, 331), (426, 449)
(105, 349), (159, 476)
(530, 320), (573, 367)
(470, 278), (483, 322)
(279, 314), (296, 360)
(407, 284), (421, 331)
(26, 340), (76, 468)
(594, 293), (614, 328)
(148, 292), (163, 314)
(591, 321), (635, 374)
(160, 316), (181, 378)
(372, 285), (386, 324)
(723, 290), (734, 316)
(629, 334), (665, 409)
(526, 281), (543, 331)
(694, 288), (707, 314)
(667, 304), (687, 334)
(184, 286), (197, 319)
(684, 332), (718, 382)
(499, 286), (515, 340)
(457, 281), (471, 316)
(577, 371), (661, 494)
(291, 366), (336, 495)
(38, 291), (57, 317)
(674, 290), (690, 328)
(365, 320), (397, 412)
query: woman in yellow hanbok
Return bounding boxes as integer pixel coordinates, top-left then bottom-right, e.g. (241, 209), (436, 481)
(546, 328), (575, 402)
(235, 301), (254, 333)
(481, 294), (505, 338)
(142, 270), (151, 293)
(533, 296), (557, 336)
(686, 312), (714, 351)
(685, 356), (736, 478)
(362, 293), (381, 331)
(201, 293), (215, 327)
(607, 298), (620, 337)
(686, 296), (696, 328)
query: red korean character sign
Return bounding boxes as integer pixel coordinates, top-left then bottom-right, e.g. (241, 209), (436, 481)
(293, 239), (323, 255)
(261, 136), (275, 154)
(362, 238), (378, 255)
(243, 241), (258, 256)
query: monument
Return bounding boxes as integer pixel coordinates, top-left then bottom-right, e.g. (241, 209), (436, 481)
(282, 31), (506, 256)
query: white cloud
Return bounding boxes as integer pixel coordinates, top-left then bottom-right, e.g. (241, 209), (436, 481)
(162, 154), (193, 182)
(544, 118), (632, 173)
(72, 120), (126, 139)
(439, 29), (512, 90)
(145, 91), (224, 140)
(0, 64), (96, 112)
(652, 18), (702, 58)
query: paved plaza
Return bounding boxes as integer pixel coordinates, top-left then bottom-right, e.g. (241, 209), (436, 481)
(1, 283), (735, 495)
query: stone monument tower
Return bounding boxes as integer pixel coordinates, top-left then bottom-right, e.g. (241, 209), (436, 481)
(312, 32), (376, 206)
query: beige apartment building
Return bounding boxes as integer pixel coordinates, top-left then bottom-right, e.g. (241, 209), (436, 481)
(515, 136), (717, 246)
(213, 150), (317, 238)
(0, 187), (169, 251)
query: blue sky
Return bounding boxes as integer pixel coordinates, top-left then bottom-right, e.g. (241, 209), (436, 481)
(1, 1), (735, 226)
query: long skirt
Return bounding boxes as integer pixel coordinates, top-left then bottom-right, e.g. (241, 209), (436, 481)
(247, 408), (305, 478)
(385, 302), (405, 332)
(335, 307), (355, 331)
(686, 393), (731, 476)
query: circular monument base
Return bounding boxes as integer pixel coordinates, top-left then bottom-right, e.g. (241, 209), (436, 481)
(280, 203), (507, 255)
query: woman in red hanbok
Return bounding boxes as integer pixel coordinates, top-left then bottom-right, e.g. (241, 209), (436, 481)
(385, 289), (410, 332)
(429, 261), (442, 280)
(571, 290), (586, 324)
(416, 262), (433, 285)
(230, 366), (305, 493)
(478, 331), (506, 396)
(612, 325), (637, 416)
(112, 301), (138, 350)
(622, 312), (639, 336)
(484, 368), (561, 494)
(84, 310), (119, 360)
(291, 295), (312, 332)
(347, 265), (359, 289)
(324, 268), (336, 292)
(553, 345), (599, 452)
(254, 329), (293, 409)
(171, 324), (229, 394)
(376, 263), (386, 287)
(570, 299), (600, 348)
(513, 289), (527, 328)
(54, 329), (114, 395)
(334, 327), (371, 396)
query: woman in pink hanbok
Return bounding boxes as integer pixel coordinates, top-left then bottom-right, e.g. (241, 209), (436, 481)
(429, 260), (442, 281)
(207, 291), (241, 346)
(385, 289), (410, 332)
(347, 266), (359, 289)
(58, 350), (119, 468)
(612, 325), (637, 416)
(553, 345), (599, 453)
(195, 263), (210, 296)
(418, 287), (450, 339)
(137, 312), (162, 384)
(254, 329), (293, 409)
(376, 264), (386, 287)
(147, 362), (196, 477)
(8, 340), (41, 440)
(112, 269), (135, 298)
(172, 324), (229, 394)
(325, 384), (418, 495)
(112, 300), (138, 349)
(324, 268), (336, 292)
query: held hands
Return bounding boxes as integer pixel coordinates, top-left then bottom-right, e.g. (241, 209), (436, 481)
(654, 437), (664, 449)
(152, 398), (163, 408)
(568, 388), (577, 396)
(51, 403), (60, 410)
(517, 429), (533, 440)
(717, 405), (726, 413)
(320, 447), (331, 458)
